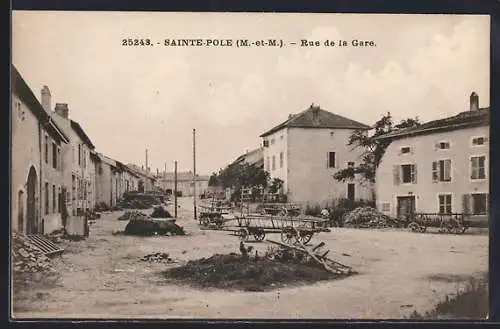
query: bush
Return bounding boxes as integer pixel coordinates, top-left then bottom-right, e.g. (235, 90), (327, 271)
(305, 204), (322, 216)
(328, 198), (375, 226)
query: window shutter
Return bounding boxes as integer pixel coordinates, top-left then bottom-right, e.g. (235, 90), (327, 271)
(462, 194), (471, 215)
(432, 161), (438, 182)
(484, 137), (489, 143)
(393, 165), (400, 185)
(413, 165), (417, 184)
(335, 153), (339, 169)
(326, 152), (329, 168)
(445, 160), (451, 181)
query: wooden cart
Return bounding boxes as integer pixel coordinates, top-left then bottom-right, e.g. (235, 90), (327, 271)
(198, 200), (233, 229)
(407, 213), (469, 234)
(232, 214), (330, 244)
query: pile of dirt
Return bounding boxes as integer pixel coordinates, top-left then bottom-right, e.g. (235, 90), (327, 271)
(163, 252), (342, 292)
(140, 252), (175, 264)
(118, 210), (149, 221)
(150, 206), (172, 218)
(11, 233), (56, 274)
(124, 218), (185, 236)
(343, 207), (401, 228)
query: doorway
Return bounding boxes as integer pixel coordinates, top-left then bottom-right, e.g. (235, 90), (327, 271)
(18, 190), (24, 232)
(347, 183), (355, 201)
(397, 196), (416, 219)
(26, 166), (38, 234)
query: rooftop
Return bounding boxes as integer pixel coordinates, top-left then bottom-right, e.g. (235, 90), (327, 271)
(260, 104), (370, 138)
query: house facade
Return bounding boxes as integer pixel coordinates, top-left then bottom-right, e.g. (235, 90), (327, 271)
(260, 104), (373, 206)
(155, 171), (210, 197)
(127, 164), (156, 192)
(11, 66), (69, 234)
(51, 103), (96, 221)
(375, 92), (489, 220)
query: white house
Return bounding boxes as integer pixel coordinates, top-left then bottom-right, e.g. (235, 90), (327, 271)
(260, 104), (373, 206)
(375, 92), (489, 220)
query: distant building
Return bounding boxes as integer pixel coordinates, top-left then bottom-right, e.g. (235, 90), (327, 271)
(126, 164), (156, 192)
(231, 147), (264, 168)
(260, 104), (373, 206)
(155, 171), (210, 197)
(375, 92), (489, 220)
(11, 66), (70, 234)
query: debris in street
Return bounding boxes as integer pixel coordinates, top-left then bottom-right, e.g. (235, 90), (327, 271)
(11, 233), (59, 274)
(343, 206), (402, 228)
(150, 206), (172, 218)
(163, 240), (355, 291)
(118, 210), (149, 221)
(124, 218), (185, 236)
(140, 252), (175, 263)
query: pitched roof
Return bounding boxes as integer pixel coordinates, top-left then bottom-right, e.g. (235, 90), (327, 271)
(260, 104), (370, 137)
(70, 120), (95, 149)
(11, 65), (69, 144)
(376, 108), (490, 140)
(126, 164), (157, 180)
(158, 172), (210, 182)
(233, 147), (263, 165)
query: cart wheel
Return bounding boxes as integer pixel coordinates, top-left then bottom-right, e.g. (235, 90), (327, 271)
(281, 226), (297, 244)
(408, 222), (419, 232)
(420, 226), (427, 233)
(297, 229), (313, 244)
(453, 226), (465, 235)
(238, 228), (249, 241)
(253, 228), (265, 242)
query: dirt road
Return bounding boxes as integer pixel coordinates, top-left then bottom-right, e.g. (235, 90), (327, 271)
(12, 198), (488, 319)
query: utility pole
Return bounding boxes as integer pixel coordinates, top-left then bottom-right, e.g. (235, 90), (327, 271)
(193, 128), (197, 220)
(145, 149), (149, 172)
(174, 161), (178, 218)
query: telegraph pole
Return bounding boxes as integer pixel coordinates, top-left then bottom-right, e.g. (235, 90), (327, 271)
(174, 161), (178, 218)
(193, 128), (197, 220)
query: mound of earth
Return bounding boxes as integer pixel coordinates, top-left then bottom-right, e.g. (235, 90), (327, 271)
(163, 253), (347, 291)
(124, 218), (185, 236)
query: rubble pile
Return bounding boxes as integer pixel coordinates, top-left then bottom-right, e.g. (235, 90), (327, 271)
(124, 218), (185, 236)
(343, 207), (401, 228)
(11, 233), (55, 274)
(150, 206), (172, 218)
(118, 210), (149, 221)
(140, 252), (175, 263)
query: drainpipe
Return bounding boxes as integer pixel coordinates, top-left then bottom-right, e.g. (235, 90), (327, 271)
(38, 121), (43, 234)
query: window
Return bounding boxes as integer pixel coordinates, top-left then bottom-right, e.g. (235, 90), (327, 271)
(279, 152), (284, 168)
(381, 203), (390, 212)
(328, 152), (336, 168)
(263, 140), (269, 147)
(57, 148), (61, 171)
(471, 193), (488, 215)
(432, 159), (451, 182)
(471, 156), (486, 180)
(78, 144), (81, 166)
(401, 164), (416, 184)
(44, 136), (49, 164)
(347, 161), (355, 168)
(439, 194), (452, 214)
(52, 185), (56, 213)
(437, 141), (450, 150)
(52, 142), (57, 169)
(272, 155), (276, 171)
(347, 183), (355, 201)
(400, 146), (411, 154)
(472, 137), (487, 146)
(45, 182), (49, 215)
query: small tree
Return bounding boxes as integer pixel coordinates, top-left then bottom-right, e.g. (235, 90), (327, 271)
(268, 178), (284, 194)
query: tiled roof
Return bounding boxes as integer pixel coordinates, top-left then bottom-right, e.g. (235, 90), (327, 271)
(233, 148), (263, 165)
(376, 108), (490, 140)
(260, 104), (370, 137)
(11, 65), (69, 144)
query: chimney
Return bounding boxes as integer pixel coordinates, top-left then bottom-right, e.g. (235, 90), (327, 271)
(470, 92), (479, 111)
(311, 103), (320, 125)
(41, 86), (51, 112)
(54, 103), (69, 119)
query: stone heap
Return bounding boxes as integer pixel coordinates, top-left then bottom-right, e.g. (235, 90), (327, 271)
(343, 206), (397, 227)
(140, 252), (175, 264)
(11, 233), (55, 274)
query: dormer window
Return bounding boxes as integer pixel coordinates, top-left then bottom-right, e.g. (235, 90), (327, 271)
(400, 146), (411, 154)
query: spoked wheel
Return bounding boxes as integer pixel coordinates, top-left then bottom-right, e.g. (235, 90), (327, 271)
(297, 229), (313, 245)
(407, 222), (419, 232)
(281, 226), (298, 244)
(253, 228), (266, 242)
(237, 228), (249, 241)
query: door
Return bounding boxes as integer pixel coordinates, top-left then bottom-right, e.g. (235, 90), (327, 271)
(60, 187), (68, 228)
(347, 183), (355, 201)
(26, 166), (38, 234)
(18, 190), (24, 232)
(397, 196), (416, 219)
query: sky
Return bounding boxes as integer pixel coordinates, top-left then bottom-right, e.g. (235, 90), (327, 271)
(12, 12), (490, 175)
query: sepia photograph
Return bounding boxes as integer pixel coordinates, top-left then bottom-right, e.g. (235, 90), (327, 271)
(10, 11), (490, 320)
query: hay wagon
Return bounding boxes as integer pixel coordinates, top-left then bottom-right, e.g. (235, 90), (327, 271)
(407, 213), (469, 234)
(232, 214), (330, 244)
(259, 203), (302, 217)
(198, 201), (233, 229)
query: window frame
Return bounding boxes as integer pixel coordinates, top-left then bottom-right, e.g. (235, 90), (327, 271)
(328, 152), (336, 168)
(471, 136), (488, 147)
(400, 163), (416, 184)
(470, 154), (487, 181)
(438, 193), (453, 214)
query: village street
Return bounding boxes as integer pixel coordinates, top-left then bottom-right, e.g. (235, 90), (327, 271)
(13, 197), (488, 319)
